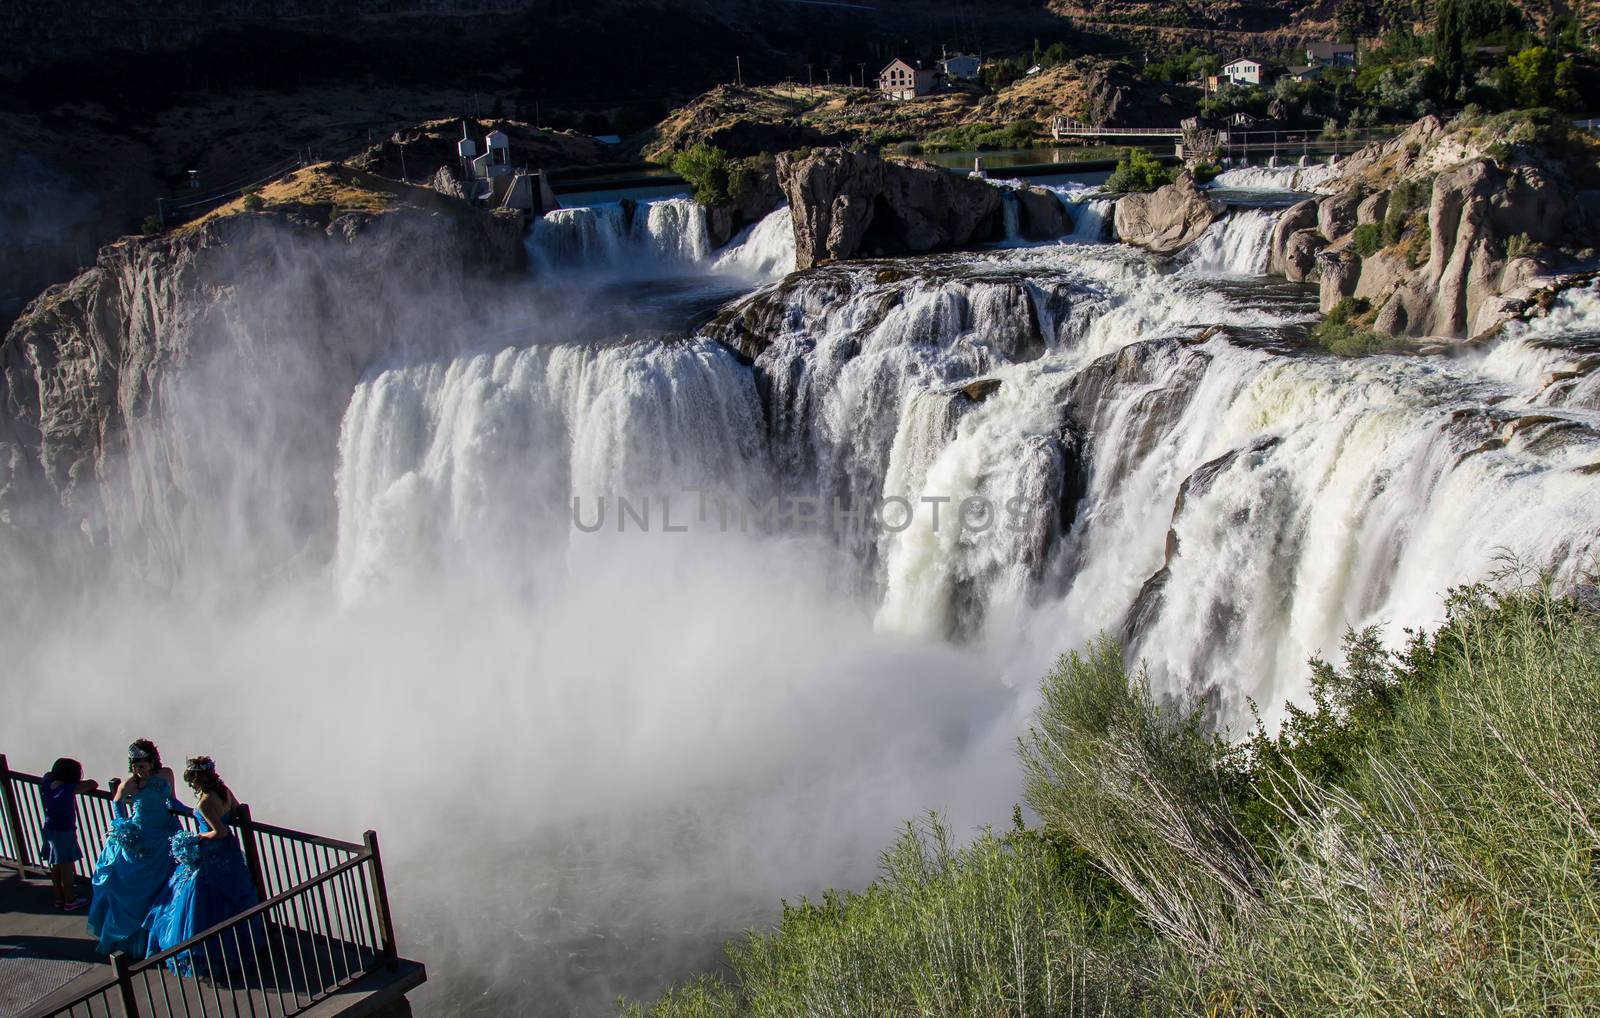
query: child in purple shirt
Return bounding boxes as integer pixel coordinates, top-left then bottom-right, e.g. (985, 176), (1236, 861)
(41, 758), (99, 910)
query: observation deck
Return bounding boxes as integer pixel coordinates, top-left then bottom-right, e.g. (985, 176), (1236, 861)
(0, 754), (425, 1018)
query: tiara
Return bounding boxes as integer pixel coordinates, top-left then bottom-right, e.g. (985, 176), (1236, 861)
(190, 758), (216, 772)
(128, 743), (154, 761)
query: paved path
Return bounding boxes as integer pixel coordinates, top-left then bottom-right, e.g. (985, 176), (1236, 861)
(0, 870), (102, 1016)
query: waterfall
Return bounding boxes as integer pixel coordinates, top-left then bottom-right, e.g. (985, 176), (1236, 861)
(633, 197), (711, 264)
(712, 207), (797, 279)
(1212, 163), (1340, 193)
(1069, 199), (1112, 242)
(718, 239), (1600, 724)
(528, 197), (711, 273)
(335, 338), (769, 602)
(1179, 208), (1281, 275)
(527, 204), (630, 268)
(1001, 192), (1021, 243)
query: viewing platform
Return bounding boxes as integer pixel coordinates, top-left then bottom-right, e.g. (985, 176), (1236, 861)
(0, 755), (425, 1018)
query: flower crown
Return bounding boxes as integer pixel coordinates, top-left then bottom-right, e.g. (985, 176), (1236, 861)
(189, 758), (216, 773)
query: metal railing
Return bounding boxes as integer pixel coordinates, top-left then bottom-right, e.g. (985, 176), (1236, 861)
(1051, 117), (1183, 137)
(1, 754), (398, 1018)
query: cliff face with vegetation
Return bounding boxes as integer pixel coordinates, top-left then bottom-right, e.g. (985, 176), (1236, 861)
(1265, 112), (1600, 342)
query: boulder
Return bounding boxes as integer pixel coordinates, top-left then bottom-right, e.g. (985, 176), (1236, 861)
(706, 158), (783, 248)
(777, 148), (1002, 269)
(1283, 228), (1327, 283)
(1353, 248), (1410, 304)
(1316, 187), (1364, 242)
(1112, 171), (1225, 256)
(1269, 199), (1318, 276)
(1357, 190), (1389, 226)
(1318, 248), (1361, 311)
(1012, 187), (1070, 241)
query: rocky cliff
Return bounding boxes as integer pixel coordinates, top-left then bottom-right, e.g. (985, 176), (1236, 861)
(0, 170), (525, 586)
(1262, 113), (1600, 342)
(776, 149), (1004, 269)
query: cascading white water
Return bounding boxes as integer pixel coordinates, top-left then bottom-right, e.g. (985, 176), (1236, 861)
(1180, 208), (1281, 275)
(1069, 198), (1112, 242)
(1212, 163), (1340, 193)
(335, 338), (770, 602)
(1001, 192), (1022, 243)
(711, 206), (797, 279)
(719, 238), (1600, 723)
(527, 197), (712, 274)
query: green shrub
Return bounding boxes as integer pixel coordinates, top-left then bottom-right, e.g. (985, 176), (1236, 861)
(1310, 296), (1396, 356)
(242, 190), (264, 212)
(1103, 148), (1173, 193)
(1351, 222), (1384, 257)
(140, 214), (163, 235)
(622, 810), (1151, 1018)
(1190, 161), (1221, 183)
(670, 143), (732, 205)
(1506, 232), (1537, 260)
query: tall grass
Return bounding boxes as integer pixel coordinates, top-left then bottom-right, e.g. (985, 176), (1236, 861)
(625, 583), (1600, 1016)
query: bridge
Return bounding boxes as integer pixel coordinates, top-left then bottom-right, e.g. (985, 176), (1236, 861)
(1050, 117), (1183, 139)
(0, 754), (425, 1018)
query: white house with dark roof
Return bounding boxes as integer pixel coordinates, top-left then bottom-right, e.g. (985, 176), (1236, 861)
(1221, 58), (1275, 87)
(878, 58), (937, 100)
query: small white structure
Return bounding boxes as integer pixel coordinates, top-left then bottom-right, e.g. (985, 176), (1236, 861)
(878, 58), (936, 100)
(1221, 58), (1270, 87)
(938, 53), (980, 80)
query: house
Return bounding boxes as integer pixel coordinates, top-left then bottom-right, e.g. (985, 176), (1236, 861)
(1305, 41), (1357, 67)
(878, 58), (937, 100)
(1221, 58), (1275, 87)
(939, 52), (980, 80)
(1288, 64), (1323, 82)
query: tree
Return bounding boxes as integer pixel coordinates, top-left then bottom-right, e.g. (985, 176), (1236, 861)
(670, 144), (731, 205)
(1103, 148), (1172, 193)
(1433, 0), (1467, 98)
(1504, 46), (1581, 109)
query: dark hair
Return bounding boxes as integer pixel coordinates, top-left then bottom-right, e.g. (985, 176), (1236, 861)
(183, 756), (228, 798)
(128, 739), (161, 770)
(48, 758), (83, 784)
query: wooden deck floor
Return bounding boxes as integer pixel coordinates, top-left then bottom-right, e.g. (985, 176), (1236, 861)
(1, 871), (424, 1018)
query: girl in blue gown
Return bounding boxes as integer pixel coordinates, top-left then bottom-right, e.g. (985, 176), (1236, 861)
(145, 756), (260, 976)
(87, 740), (184, 956)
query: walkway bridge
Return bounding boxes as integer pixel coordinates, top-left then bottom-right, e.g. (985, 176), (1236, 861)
(1050, 117), (1183, 138)
(0, 754), (425, 1018)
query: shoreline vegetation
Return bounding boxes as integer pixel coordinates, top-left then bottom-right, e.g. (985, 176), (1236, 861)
(624, 580), (1600, 1016)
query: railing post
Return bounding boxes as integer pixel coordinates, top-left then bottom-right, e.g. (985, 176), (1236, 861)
(0, 754), (32, 877)
(235, 802), (269, 901)
(363, 829), (399, 969)
(110, 951), (140, 1017)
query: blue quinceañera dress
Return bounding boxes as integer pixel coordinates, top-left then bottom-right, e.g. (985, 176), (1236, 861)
(87, 774), (182, 956)
(145, 806), (261, 975)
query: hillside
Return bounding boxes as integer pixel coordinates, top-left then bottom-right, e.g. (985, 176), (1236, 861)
(640, 58), (1200, 161)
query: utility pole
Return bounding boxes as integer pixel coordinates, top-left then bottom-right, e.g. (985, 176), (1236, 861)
(825, 68), (831, 86)
(399, 142), (408, 183)
(859, 62), (867, 89)
(736, 55), (742, 86)
(807, 64), (813, 92)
